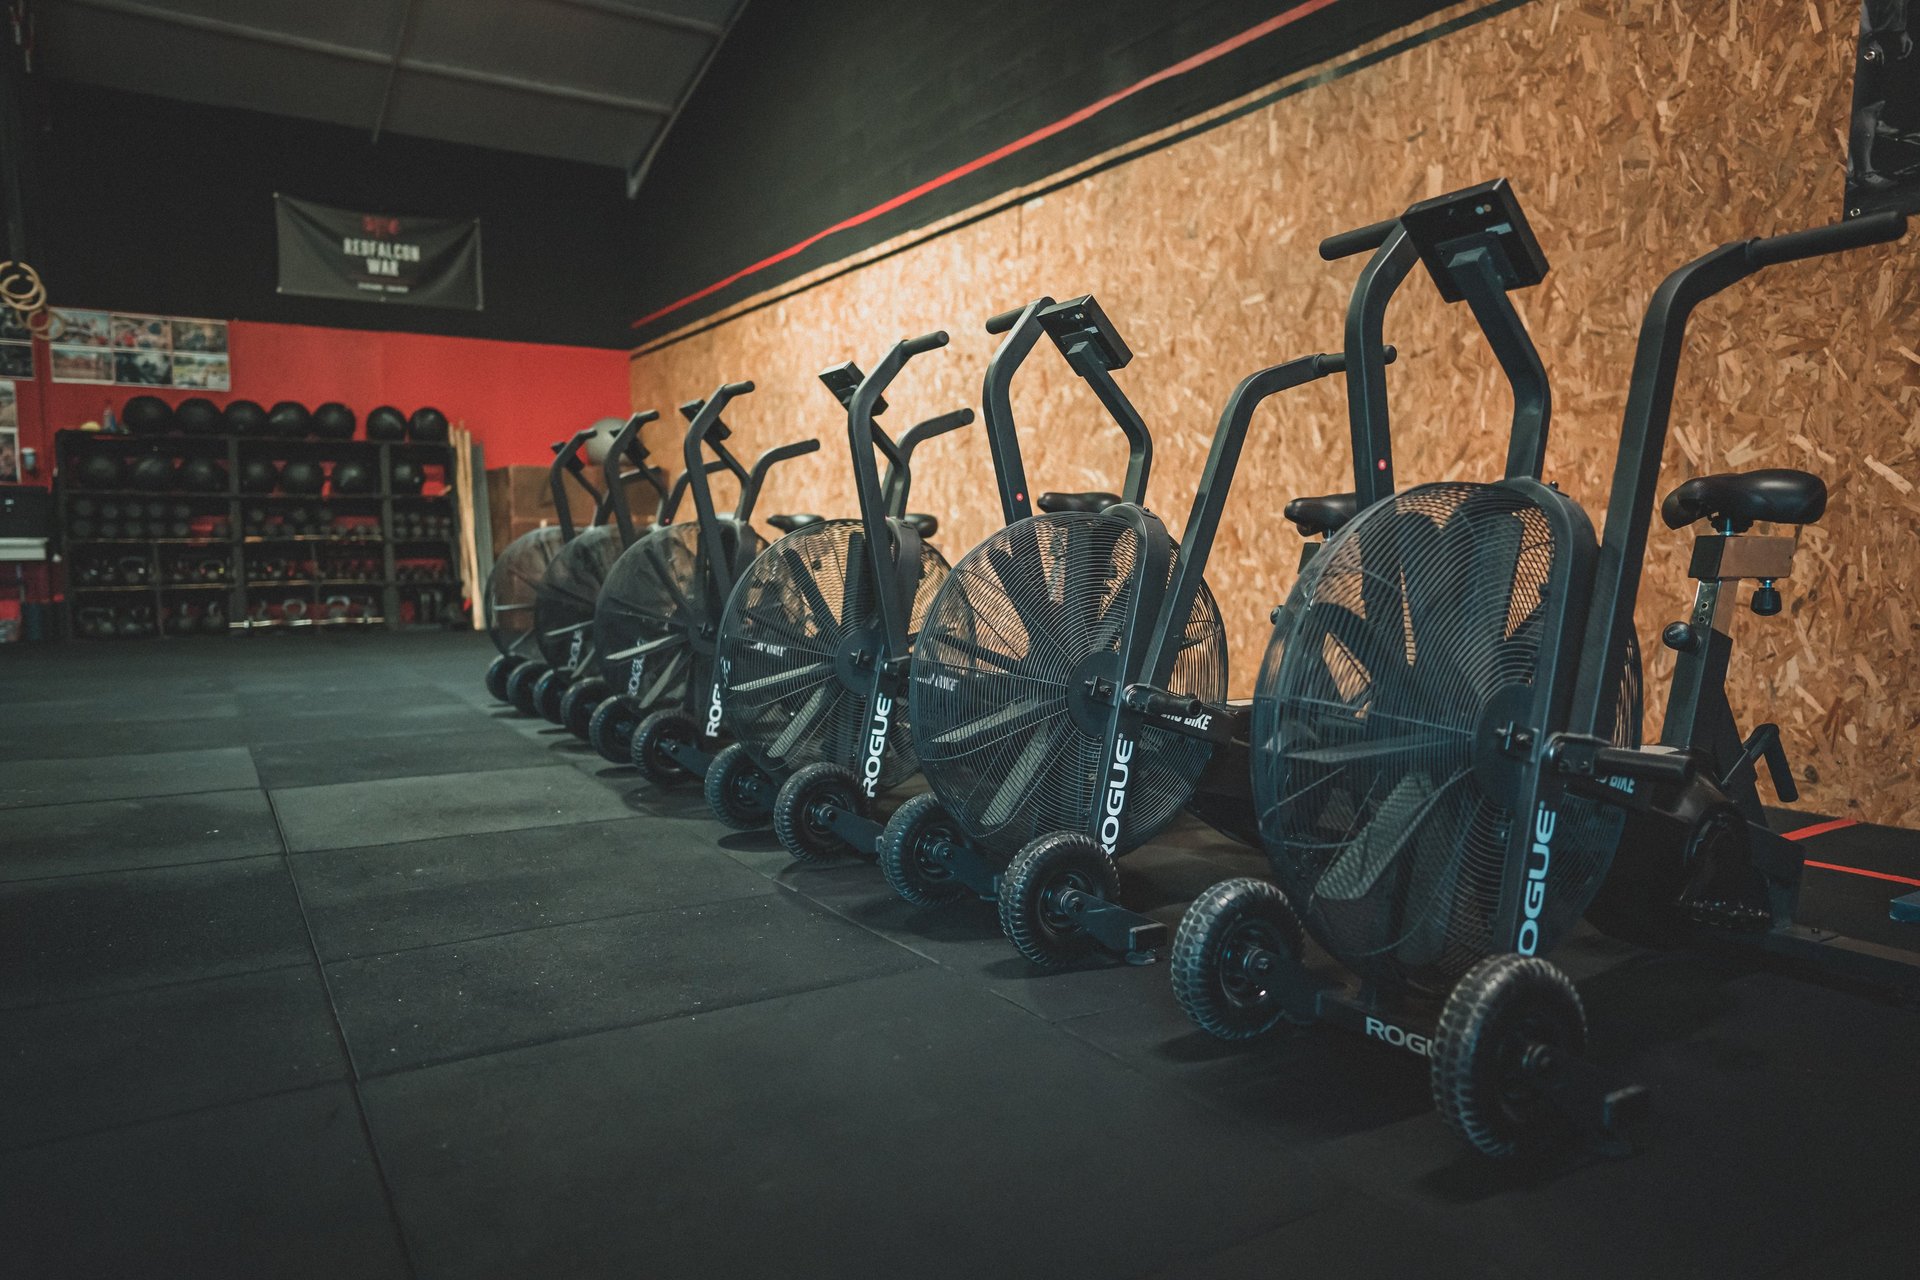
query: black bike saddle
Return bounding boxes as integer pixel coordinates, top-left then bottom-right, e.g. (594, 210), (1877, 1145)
(1036, 491), (1122, 514)
(1282, 492), (1359, 539)
(768, 513), (826, 533)
(899, 513), (938, 538)
(1660, 469), (1827, 531)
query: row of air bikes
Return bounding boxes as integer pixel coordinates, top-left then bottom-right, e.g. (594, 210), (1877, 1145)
(483, 181), (1920, 1160)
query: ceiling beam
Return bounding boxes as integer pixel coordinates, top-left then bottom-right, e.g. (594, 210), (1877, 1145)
(625, 0), (743, 197)
(370, 0), (420, 144)
(58, 0), (673, 117)
(544, 0), (725, 40)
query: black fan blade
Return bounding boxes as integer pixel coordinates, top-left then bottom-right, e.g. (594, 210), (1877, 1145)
(725, 661), (835, 709)
(977, 720), (1068, 826)
(922, 694), (1066, 756)
(781, 547), (845, 641)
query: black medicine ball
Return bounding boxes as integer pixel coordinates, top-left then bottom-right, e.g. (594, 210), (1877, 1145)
(224, 399), (268, 436)
(77, 455), (124, 489)
(365, 405), (407, 442)
(331, 460), (377, 495)
(122, 395), (174, 435)
(173, 397), (223, 435)
(267, 401), (312, 438)
(279, 460), (325, 495)
(178, 457), (228, 493)
(407, 407), (449, 442)
(389, 460), (425, 495)
(128, 456), (176, 491)
(312, 402), (357, 440)
(239, 459), (281, 494)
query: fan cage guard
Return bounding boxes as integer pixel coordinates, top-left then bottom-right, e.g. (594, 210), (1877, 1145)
(532, 525), (626, 670)
(718, 519), (947, 787)
(487, 526), (566, 657)
(1253, 481), (1637, 996)
(595, 519), (764, 708)
(911, 511), (1227, 860)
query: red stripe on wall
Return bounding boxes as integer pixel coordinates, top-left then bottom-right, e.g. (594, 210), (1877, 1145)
(1783, 817), (1862, 842)
(629, 0), (1347, 332)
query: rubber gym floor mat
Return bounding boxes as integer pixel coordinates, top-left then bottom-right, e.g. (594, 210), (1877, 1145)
(0, 856), (309, 1007)
(235, 683), (472, 720)
(237, 698), (487, 746)
(0, 1083), (409, 1280)
(359, 966), (1330, 1280)
(0, 744), (260, 809)
(324, 890), (930, 1075)
(248, 722), (558, 789)
(1146, 1193), (1517, 1280)
(0, 709), (254, 762)
(269, 763), (634, 853)
(0, 965), (346, 1150)
(288, 817), (778, 961)
(0, 788), (281, 882)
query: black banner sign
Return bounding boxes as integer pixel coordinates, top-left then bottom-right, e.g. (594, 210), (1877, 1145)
(274, 195), (483, 310)
(1847, 1), (1920, 217)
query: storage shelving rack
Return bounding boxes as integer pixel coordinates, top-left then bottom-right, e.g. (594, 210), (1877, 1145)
(55, 429), (463, 638)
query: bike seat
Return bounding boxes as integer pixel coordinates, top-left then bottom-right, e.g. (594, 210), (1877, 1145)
(768, 513), (825, 533)
(1283, 492), (1359, 538)
(899, 513), (938, 538)
(1660, 469), (1827, 531)
(1037, 491), (1122, 514)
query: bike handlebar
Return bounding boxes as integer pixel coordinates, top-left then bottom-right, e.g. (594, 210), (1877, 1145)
(1320, 216), (1399, 261)
(901, 330), (950, 357)
(984, 307), (1023, 335)
(1745, 210), (1906, 268)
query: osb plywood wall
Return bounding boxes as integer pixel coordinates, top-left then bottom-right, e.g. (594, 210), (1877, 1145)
(631, 0), (1920, 824)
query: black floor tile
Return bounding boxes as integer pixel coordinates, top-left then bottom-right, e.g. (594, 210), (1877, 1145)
(237, 682), (468, 720)
(362, 967), (1328, 1280)
(0, 1084), (409, 1280)
(0, 788), (282, 882)
(1, 966), (346, 1150)
(291, 817), (776, 960)
(1149, 1195), (1516, 1280)
(327, 890), (928, 1073)
(0, 745), (260, 809)
(0, 857), (311, 1007)
(238, 699), (488, 746)
(270, 763), (635, 853)
(0, 712), (253, 762)
(250, 722), (558, 789)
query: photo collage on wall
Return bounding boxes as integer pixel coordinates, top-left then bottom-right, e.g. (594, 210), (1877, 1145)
(0, 307), (31, 380)
(0, 379), (19, 484)
(46, 309), (231, 389)
(1847, 1), (1920, 215)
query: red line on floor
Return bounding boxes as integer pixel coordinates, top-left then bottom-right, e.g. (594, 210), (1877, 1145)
(1783, 817), (1861, 842)
(630, 0), (1346, 331)
(1802, 859), (1920, 889)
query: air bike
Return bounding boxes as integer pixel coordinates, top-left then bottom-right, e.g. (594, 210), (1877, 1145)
(876, 294), (1368, 967)
(1174, 180), (1913, 1159)
(703, 332), (973, 842)
(617, 385), (822, 789)
(580, 408), (742, 762)
(484, 421), (665, 717)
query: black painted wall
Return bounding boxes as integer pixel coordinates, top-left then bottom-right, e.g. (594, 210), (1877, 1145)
(626, 0), (1460, 339)
(23, 81), (643, 349)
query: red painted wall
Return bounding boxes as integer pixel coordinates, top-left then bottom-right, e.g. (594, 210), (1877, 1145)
(8, 317), (631, 477)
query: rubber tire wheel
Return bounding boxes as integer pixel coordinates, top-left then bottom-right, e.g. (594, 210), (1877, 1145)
(772, 762), (868, 864)
(588, 697), (639, 765)
(484, 654), (523, 703)
(630, 708), (695, 783)
(506, 661), (548, 716)
(533, 668), (569, 724)
(998, 832), (1122, 968)
(1431, 954), (1589, 1160)
(561, 677), (609, 739)
(878, 794), (970, 906)
(1171, 878), (1305, 1041)
(705, 741), (771, 830)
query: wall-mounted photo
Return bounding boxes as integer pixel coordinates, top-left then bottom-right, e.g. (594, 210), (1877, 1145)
(170, 351), (230, 390)
(0, 342), (31, 379)
(113, 349), (171, 385)
(1848, 1), (1920, 214)
(110, 313), (168, 350)
(0, 307), (30, 344)
(48, 308), (111, 347)
(49, 347), (113, 383)
(169, 318), (228, 353)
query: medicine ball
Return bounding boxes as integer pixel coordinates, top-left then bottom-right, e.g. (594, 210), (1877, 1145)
(129, 456), (175, 491)
(312, 402), (356, 440)
(224, 399), (268, 436)
(145, 500), (168, 520)
(178, 458), (227, 492)
(366, 405), (407, 442)
(267, 400), (312, 438)
(239, 459), (281, 494)
(279, 460), (324, 495)
(68, 517), (93, 539)
(389, 460), (425, 495)
(331, 460), (376, 495)
(174, 397), (223, 435)
(122, 395), (174, 435)
(77, 454), (123, 489)
(407, 406), (449, 443)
